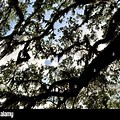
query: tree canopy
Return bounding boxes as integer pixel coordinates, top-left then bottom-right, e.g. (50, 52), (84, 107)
(0, 0), (120, 109)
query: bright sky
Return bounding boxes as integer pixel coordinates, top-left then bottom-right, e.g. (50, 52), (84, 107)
(0, 0), (105, 68)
